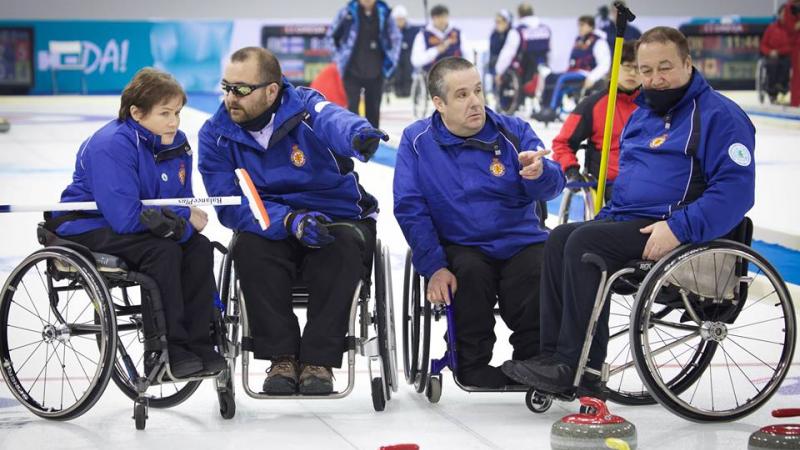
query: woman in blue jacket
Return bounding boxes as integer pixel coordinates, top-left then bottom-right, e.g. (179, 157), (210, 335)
(52, 68), (225, 378)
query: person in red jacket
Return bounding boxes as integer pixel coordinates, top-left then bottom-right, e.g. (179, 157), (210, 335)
(781, 0), (800, 106)
(761, 5), (793, 102)
(552, 40), (640, 199)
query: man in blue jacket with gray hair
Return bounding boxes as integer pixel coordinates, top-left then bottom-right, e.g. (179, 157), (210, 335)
(199, 47), (387, 396)
(394, 56), (565, 388)
(328, 0), (401, 129)
(502, 27), (756, 396)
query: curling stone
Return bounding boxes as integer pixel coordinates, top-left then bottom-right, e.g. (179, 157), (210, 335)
(0, 117), (9, 133)
(551, 397), (637, 450)
(749, 409), (800, 449)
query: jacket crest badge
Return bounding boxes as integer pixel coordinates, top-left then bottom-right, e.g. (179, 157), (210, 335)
(178, 162), (186, 186)
(489, 158), (506, 177)
(649, 134), (668, 149)
(291, 145), (306, 167)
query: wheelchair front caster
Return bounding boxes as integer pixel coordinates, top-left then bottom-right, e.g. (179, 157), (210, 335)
(525, 388), (552, 413)
(218, 391), (236, 419)
(371, 377), (387, 412)
(134, 399), (148, 430)
(426, 375), (442, 404)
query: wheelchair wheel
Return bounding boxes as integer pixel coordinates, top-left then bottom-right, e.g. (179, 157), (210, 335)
(756, 58), (767, 104)
(105, 285), (202, 409)
(425, 374), (442, 403)
(495, 71), (521, 115)
(630, 241), (796, 422)
(374, 240), (398, 396)
(411, 73), (429, 119)
(371, 377), (387, 412)
(402, 249), (418, 384)
(402, 250), (432, 393)
(0, 247), (117, 420)
(525, 388), (553, 413)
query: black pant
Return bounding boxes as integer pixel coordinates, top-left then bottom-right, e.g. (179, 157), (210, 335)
(540, 218), (653, 370)
(343, 74), (384, 129)
(765, 56), (791, 96)
(444, 244), (543, 374)
(64, 229), (217, 346)
(233, 220), (375, 368)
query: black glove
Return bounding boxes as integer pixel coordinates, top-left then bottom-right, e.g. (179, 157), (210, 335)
(284, 210), (336, 248)
(352, 128), (389, 162)
(564, 166), (583, 193)
(139, 207), (187, 241)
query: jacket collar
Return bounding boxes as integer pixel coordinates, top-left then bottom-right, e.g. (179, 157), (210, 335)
(125, 118), (189, 156)
(430, 108), (503, 151)
(634, 68), (710, 113)
(210, 77), (307, 150)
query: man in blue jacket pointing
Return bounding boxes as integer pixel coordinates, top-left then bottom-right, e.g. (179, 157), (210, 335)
(199, 47), (387, 395)
(502, 27), (756, 395)
(393, 56), (565, 388)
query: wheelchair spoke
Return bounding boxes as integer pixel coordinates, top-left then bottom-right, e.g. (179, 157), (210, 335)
(6, 323), (41, 334)
(741, 288), (778, 312)
(652, 327), (687, 374)
(65, 341), (93, 384)
(13, 340), (45, 374)
(51, 342), (79, 406)
(16, 282), (47, 327)
(650, 318), (698, 332)
(718, 341), (761, 395)
(724, 335), (777, 372)
(726, 333), (785, 346)
(28, 342), (57, 404)
(8, 339), (42, 352)
(720, 342), (740, 407)
(729, 316), (785, 331)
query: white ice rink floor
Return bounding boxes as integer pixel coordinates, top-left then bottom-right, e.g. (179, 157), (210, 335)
(0, 94), (799, 449)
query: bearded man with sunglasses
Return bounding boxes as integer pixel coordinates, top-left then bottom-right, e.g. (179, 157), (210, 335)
(199, 46), (387, 395)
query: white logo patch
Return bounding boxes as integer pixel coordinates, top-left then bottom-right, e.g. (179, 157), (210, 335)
(314, 101), (331, 113)
(728, 143), (751, 167)
(161, 173), (168, 182)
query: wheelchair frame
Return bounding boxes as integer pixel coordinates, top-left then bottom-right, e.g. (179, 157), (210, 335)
(0, 226), (235, 430)
(401, 249), (530, 407)
(523, 219), (796, 422)
(216, 232), (398, 412)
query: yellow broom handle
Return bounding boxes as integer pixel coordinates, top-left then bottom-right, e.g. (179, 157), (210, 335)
(594, 36), (625, 214)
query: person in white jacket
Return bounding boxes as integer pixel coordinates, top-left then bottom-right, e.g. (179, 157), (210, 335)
(494, 3), (551, 88)
(410, 4), (470, 71)
(532, 15), (610, 123)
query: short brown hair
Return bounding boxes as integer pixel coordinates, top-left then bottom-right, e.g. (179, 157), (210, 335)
(118, 67), (186, 121)
(230, 47), (282, 84)
(518, 3), (533, 17)
(578, 15), (595, 28)
(621, 40), (636, 64)
(427, 56), (475, 102)
(636, 26), (690, 61)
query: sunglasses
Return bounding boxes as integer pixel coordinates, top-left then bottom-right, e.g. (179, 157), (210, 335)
(220, 81), (276, 97)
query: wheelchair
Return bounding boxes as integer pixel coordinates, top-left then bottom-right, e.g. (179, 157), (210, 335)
(558, 172), (598, 225)
(524, 218), (797, 422)
(0, 224), (234, 430)
(216, 226), (398, 412)
(495, 70), (524, 116)
(756, 57), (791, 105)
(410, 70), (430, 120)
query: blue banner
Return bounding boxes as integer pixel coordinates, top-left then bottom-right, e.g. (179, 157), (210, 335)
(0, 20), (232, 94)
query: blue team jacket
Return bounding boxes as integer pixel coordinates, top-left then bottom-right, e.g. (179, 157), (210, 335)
(55, 119), (194, 243)
(598, 70), (756, 244)
(198, 79), (378, 240)
(394, 108), (565, 278)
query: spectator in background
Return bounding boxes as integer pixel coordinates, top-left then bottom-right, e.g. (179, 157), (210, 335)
(598, 1), (641, 57)
(780, 0), (800, 107)
(761, 5), (792, 103)
(487, 8), (514, 90)
(388, 5), (421, 97)
(328, 0), (401, 128)
(532, 15), (610, 123)
(410, 5), (470, 72)
(495, 4), (552, 90)
(552, 41), (641, 200)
